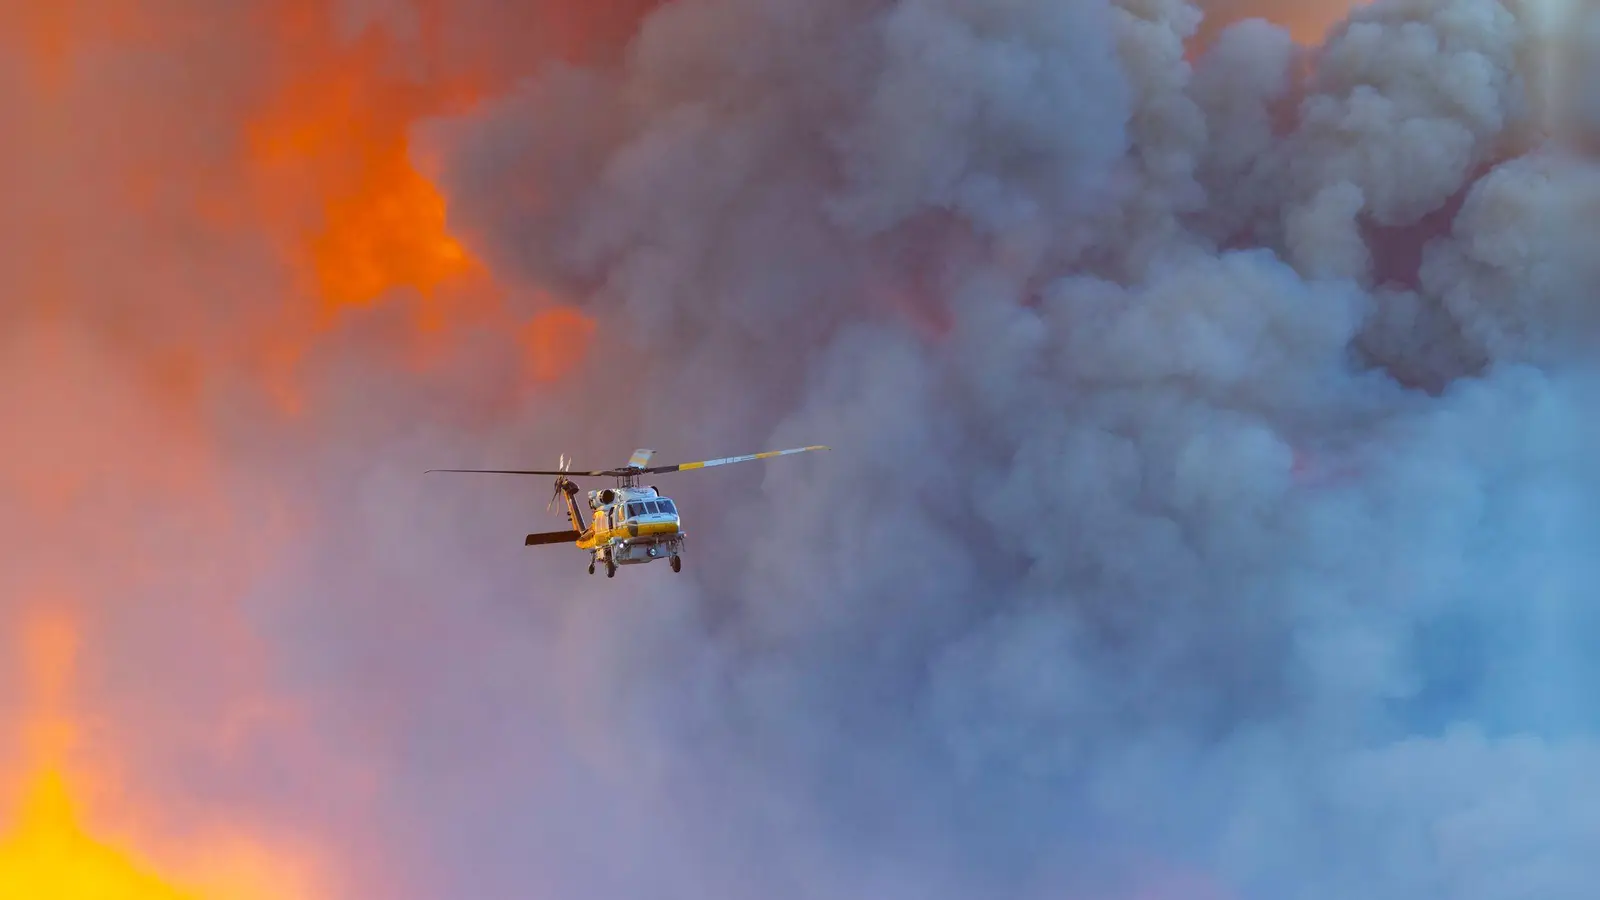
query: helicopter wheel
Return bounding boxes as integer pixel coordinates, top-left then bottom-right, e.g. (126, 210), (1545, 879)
(588, 561), (595, 575)
(670, 555), (681, 573)
(606, 559), (617, 578)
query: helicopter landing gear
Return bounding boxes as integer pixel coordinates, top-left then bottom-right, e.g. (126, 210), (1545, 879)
(670, 555), (681, 573)
(588, 560), (595, 575)
(606, 557), (617, 578)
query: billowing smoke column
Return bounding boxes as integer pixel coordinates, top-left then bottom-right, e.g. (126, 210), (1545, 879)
(384, 0), (1600, 897)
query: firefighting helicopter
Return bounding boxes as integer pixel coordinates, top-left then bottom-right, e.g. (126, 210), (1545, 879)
(426, 445), (830, 577)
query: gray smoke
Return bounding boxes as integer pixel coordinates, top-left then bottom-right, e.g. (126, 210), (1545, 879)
(241, 0), (1600, 897)
(380, 0), (1600, 896)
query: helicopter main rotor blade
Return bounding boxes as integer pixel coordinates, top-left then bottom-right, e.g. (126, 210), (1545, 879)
(640, 444), (831, 474)
(427, 445), (829, 477)
(425, 468), (610, 477)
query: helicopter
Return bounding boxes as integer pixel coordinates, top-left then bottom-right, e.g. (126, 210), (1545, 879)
(426, 444), (830, 577)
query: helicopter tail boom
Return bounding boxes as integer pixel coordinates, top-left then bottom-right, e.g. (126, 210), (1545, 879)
(552, 476), (588, 533)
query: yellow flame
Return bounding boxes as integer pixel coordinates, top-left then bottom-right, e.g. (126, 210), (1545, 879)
(0, 612), (312, 899)
(0, 769), (197, 900)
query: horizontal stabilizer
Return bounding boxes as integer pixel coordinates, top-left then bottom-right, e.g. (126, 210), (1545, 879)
(525, 530), (581, 547)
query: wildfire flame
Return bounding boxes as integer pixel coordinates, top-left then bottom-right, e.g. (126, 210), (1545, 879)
(0, 614), (315, 899)
(241, 0), (599, 412)
(0, 0), (617, 892)
(246, 8), (484, 316)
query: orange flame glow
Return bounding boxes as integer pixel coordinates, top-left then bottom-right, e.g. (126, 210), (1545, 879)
(0, 769), (194, 899)
(246, 37), (476, 312)
(0, 613), (317, 899)
(0, 1), (663, 893)
(522, 306), (599, 383)
(1194, 0), (1365, 48)
(240, 0), (596, 406)
(245, 16), (483, 314)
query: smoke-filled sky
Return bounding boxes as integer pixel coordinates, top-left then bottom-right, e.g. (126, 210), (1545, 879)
(6, 0), (1600, 897)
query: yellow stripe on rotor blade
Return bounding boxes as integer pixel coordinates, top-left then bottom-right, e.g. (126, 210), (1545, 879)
(674, 445), (830, 471)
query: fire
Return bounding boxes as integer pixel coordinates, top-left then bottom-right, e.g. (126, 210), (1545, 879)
(0, 0), (658, 893)
(0, 614), (315, 900)
(311, 165), (473, 309)
(246, 2), (487, 317)
(0, 770), (194, 900)
(243, 0), (596, 402)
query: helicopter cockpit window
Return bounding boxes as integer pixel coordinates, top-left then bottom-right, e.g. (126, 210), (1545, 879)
(645, 501), (662, 514)
(627, 502), (645, 519)
(658, 499), (676, 515)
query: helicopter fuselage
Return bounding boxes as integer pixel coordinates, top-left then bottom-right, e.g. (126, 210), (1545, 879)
(575, 485), (685, 567)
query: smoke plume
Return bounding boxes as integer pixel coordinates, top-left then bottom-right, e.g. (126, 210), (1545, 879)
(416, 0), (1600, 896)
(10, 0), (1600, 897)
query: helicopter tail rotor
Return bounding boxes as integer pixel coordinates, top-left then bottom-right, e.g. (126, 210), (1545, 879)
(545, 454), (589, 534)
(545, 454), (574, 514)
